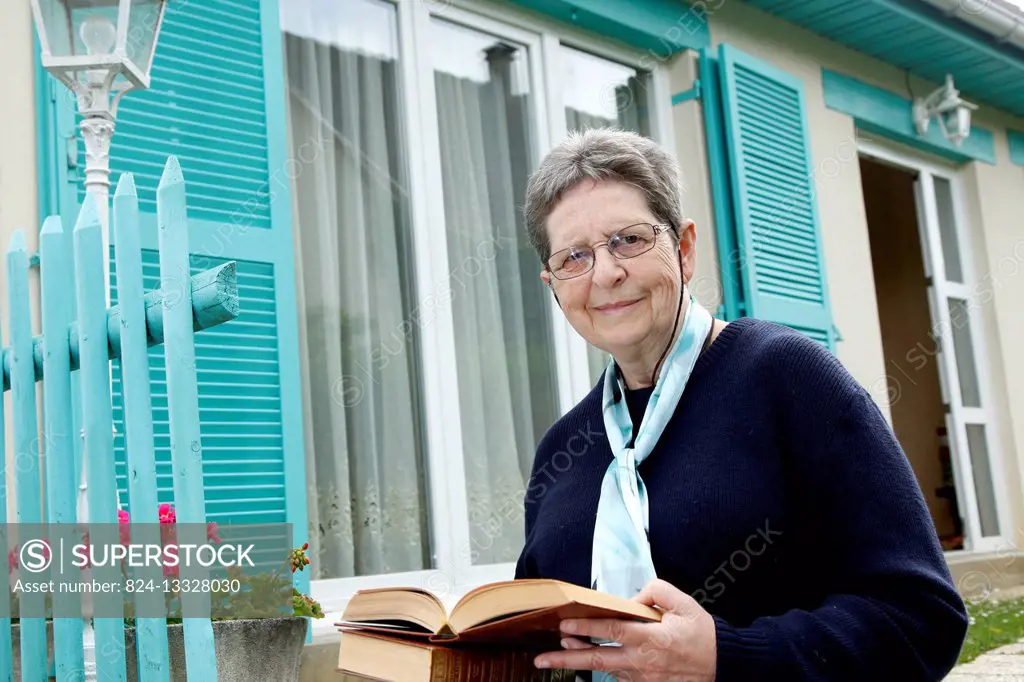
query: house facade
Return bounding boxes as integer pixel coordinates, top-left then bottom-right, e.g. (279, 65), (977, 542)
(3, 0), (1024, 672)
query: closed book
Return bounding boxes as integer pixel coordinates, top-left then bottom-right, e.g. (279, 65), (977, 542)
(336, 629), (575, 682)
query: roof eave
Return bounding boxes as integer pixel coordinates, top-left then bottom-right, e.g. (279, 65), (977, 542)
(920, 0), (1024, 50)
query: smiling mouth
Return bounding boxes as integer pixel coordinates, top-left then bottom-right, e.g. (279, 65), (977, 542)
(594, 298), (641, 313)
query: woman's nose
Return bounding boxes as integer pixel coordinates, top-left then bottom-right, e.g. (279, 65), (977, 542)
(590, 247), (625, 287)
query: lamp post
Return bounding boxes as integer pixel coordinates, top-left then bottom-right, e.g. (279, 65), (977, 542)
(31, 0), (169, 525)
(31, 0), (168, 230)
(30, 3), (168, 677)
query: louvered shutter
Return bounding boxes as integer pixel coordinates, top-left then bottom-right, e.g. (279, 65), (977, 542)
(51, 0), (306, 530)
(76, 5), (273, 227)
(716, 44), (836, 349)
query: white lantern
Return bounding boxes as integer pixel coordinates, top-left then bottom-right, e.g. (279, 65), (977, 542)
(913, 74), (978, 148)
(31, 0), (168, 109)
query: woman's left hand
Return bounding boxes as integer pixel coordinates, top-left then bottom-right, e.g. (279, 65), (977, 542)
(534, 579), (717, 681)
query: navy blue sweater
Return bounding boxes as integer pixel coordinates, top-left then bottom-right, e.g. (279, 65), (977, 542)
(514, 318), (968, 681)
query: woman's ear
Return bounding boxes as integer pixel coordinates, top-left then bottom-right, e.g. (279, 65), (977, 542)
(540, 269), (562, 308)
(678, 219), (697, 282)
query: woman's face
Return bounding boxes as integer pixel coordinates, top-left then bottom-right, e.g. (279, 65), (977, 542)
(541, 179), (696, 359)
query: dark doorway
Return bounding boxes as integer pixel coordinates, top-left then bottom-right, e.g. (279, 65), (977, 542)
(860, 156), (963, 551)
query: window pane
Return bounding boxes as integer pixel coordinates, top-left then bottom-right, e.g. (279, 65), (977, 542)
(933, 177), (963, 284)
(283, 0), (431, 579)
(947, 298), (981, 408)
(965, 424), (999, 537)
(561, 46), (651, 384)
(430, 18), (560, 565)
(562, 46), (652, 137)
(127, 0), (163, 75)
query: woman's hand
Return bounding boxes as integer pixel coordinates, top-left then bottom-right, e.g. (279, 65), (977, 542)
(534, 579), (717, 681)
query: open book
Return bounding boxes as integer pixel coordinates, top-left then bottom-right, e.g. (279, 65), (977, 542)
(337, 578), (661, 647)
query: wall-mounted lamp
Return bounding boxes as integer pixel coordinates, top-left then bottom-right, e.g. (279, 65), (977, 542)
(912, 74), (978, 148)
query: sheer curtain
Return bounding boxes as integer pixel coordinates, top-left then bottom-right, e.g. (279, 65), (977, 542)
(282, 0), (429, 579)
(432, 24), (559, 565)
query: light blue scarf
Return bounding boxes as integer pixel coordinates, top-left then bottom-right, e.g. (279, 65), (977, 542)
(591, 296), (713, 600)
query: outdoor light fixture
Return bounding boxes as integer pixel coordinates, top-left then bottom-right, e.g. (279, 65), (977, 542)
(31, 0), (168, 213)
(913, 74), (978, 148)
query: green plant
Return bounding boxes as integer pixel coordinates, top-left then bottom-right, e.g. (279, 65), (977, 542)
(120, 542), (323, 626)
(212, 543), (323, 621)
(958, 594), (1024, 664)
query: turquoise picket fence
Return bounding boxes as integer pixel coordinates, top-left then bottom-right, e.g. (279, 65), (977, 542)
(0, 156), (238, 681)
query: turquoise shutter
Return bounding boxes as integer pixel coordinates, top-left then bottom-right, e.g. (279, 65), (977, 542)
(715, 44), (836, 349)
(48, 1), (307, 536)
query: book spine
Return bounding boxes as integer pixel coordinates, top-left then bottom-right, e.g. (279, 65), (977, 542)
(431, 648), (451, 682)
(430, 648), (573, 681)
(450, 651), (465, 682)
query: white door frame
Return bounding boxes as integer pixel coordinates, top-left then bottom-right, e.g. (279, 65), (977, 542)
(858, 136), (1011, 556)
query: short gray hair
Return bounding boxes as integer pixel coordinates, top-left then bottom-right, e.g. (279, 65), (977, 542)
(523, 128), (683, 263)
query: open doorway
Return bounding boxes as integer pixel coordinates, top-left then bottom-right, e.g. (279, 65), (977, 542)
(860, 156), (963, 551)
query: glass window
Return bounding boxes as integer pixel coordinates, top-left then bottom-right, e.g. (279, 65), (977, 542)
(933, 177), (964, 284)
(283, 0), (431, 579)
(562, 46), (652, 137)
(965, 424), (999, 537)
(947, 297), (981, 408)
(430, 18), (560, 565)
(561, 46), (653, 384)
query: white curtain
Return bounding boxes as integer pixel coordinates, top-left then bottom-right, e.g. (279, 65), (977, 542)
(433, 42), (558, 565)
(284, 24), (429, 579)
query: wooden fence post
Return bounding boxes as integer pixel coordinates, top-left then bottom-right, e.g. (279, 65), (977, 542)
(41, 215), (85, 679)
(74, 193), (127, 682)
(0, 230), (14, 682)
(157, 157), (218, 680)
(7, 230), (47, 681)
(113, 174), (171, 682)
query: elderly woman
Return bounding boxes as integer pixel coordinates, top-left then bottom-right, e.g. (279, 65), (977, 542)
(514, 128), (968, 682)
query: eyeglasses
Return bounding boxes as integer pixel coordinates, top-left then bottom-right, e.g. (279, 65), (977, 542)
(545, 223), (675, 280)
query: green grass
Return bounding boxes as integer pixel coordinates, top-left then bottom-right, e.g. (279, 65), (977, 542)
(958, 595), (1024, 664)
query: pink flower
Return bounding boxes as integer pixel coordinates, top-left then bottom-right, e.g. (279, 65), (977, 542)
(158, 503), (176, 525)
(206, 522), (221, 544)
(118, 509), (132, 545)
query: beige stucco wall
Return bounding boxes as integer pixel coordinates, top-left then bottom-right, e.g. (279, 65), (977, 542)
(668, 1), (1024, 556)
(0, 1), (40, 521)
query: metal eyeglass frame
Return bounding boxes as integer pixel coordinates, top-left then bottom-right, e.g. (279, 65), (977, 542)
(544, 223), (676, 280)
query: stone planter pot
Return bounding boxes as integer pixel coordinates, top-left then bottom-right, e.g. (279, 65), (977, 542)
(11, 621), (56, 682)
(125, 618), (308, 682)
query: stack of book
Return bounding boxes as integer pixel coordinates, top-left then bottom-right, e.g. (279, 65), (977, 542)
(335, 578), (662, 681)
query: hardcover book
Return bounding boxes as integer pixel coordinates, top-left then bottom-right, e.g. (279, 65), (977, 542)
(336, 630), (576, 682)
(335, 578), (661, 681)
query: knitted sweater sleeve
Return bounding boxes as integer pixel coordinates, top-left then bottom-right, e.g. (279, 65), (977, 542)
(713, 340), (968, 681)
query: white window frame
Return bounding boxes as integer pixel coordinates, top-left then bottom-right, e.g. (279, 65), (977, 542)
(297, 0), (678, 634)
(857, 136), (1011, 557)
